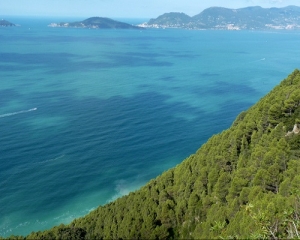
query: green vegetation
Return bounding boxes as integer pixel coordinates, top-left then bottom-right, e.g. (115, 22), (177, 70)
(6, 70), (300, 239)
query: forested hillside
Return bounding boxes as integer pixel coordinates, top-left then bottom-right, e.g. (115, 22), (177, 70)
(7, 70), (300, 239)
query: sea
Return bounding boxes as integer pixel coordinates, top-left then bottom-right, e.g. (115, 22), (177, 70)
(0, 16), (300, 237)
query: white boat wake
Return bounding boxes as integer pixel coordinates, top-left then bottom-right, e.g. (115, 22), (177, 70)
(249, 58), (266, 63)
(0, 108), (37, 118)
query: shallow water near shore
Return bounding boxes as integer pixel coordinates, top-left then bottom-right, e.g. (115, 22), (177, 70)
(1, 17), (300, 237)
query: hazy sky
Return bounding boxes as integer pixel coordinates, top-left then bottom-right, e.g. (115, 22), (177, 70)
(1, 0), (300, 18)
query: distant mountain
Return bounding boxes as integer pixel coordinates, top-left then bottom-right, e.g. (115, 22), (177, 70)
(49, 17), (143, 29)
(146, 12), (193, 28)
(140, 6), (300, 30)
(0, 19), (16, 27)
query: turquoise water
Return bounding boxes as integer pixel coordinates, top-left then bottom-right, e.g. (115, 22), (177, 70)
(1, 17), (300, 237)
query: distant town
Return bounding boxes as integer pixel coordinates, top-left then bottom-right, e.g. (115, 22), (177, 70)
(139, 6), (300, 30)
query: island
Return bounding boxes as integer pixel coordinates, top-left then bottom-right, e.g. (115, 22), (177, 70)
(0, 19), (16, 27)
(139, 5), (300, 30)
(49, 17), (144, 29)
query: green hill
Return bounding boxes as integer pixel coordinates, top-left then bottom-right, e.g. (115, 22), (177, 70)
(6, 70), (300, 239)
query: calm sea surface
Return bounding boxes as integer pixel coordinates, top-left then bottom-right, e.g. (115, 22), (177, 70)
(0, 17), (300, 237)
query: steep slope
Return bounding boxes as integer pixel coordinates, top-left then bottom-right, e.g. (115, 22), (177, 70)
(9, 70), (300, 239)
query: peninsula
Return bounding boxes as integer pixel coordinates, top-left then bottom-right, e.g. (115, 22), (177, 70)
(49, 17), (143, 29)
(140, 5), (300, 30)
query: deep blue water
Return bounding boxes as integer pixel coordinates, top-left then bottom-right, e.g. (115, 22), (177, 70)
(1, 17), (300, 237)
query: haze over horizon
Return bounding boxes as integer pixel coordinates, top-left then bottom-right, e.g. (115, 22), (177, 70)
(1, 0), (300, 19)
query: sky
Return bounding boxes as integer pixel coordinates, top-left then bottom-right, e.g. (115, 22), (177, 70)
(1, 0), (300, 18)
